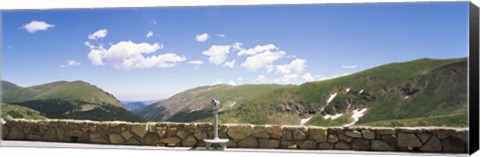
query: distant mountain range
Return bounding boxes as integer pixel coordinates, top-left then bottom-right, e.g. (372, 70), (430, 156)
(121, 100), (161, 111)
(1, 57), (468, 127)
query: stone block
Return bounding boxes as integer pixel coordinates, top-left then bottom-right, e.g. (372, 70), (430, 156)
(376, 128), (395, 135)
(371, 140), (394, 151)
(397, 133), (421, 148)
(182, 135), (197, 147)
(160, 137), (181, 145)
(351, 139), (369, 150)
(109, 133), (125, 144)
(258, 139), (280, 148)
(309, 128), (327, 142)
(131, 124), (148, 137)
(420, 136), (441, 152)
(328, 134), (339, 143)
(334, 141), (351, 150)
(252, 126), (270, 139)
(237, 136), (258, 148)
(361, 130), (375, 140)
(265, 125), (282, 137)
(299, 140), (317, 149)
(442, 137), (466, 153)
(318, 142), (334, 149)
(338, 134), (353, 142)
(227, 125), (253, 142)
(345, 130), (362, 138)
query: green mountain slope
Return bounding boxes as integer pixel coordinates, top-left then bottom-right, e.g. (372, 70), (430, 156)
(1, 80), (145, 122)
(206, 58), (467, 127)
(135, 84), (290, 122)
(1, 103), (47, 119)
(2, 80), (124, 108)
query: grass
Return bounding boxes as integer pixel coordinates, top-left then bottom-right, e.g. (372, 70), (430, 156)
(138, 84), (289, 121)
(209, 58), (468, 127)
(358, 113), (468, 127)
(2, 80), (123, 108)
(1, 103), (47, 119)
(2, 80), (145, 122)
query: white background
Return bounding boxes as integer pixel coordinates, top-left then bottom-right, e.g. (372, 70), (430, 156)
(0, 0), (478, 156)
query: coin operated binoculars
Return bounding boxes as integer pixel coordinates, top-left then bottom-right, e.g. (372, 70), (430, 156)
(204, 99), (229, 150)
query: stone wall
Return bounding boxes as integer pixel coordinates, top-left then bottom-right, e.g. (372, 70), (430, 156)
(0, 119), (468, 153)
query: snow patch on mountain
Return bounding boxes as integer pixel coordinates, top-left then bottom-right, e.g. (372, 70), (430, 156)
(227, 101), (237, 107)
(324, 113), (343, 120)
(326, 93), (337, 104)
(301, 116), (313, 125)
(343, 108), (368, 126)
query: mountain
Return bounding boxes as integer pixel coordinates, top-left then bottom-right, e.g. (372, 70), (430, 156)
(1, 80), (145, 122)
(2, 103), (47, 120)
(137, 57), (467, 127)
(123, 101), (147, 111)
(121, 99), (161, 111)
(3, 57), (466, 127)
(215, 58), (468, 127)
(135, 84), (290, 122)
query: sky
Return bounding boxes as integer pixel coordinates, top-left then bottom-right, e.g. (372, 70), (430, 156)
(1, 2), (469, 100)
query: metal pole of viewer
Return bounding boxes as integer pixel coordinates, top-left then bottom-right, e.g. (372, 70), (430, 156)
(204, 99), (229, 149)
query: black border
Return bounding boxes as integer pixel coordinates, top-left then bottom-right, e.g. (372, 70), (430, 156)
(469, 1), (479, 155)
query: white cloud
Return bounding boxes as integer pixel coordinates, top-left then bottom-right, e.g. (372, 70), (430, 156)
(88, 29), (108, 40)
(274, 74), (298, 84)
(302, 73), (322, 82)
(60, 60), (81, 68)
(212, 79), (237, 86)
(212, 79), (224, 85)
(23, 20), (54, 33)
(195, 33), (210, 42)
(217, 34), (226, 38)
(227, 80), (237, 86)
(237, 44), (278, 56)
(302, 73), (314, 82)
(318, 73), (351, 81)
(150, 20), (157, 24)
(188, 60), (204, 69)
(68, 60), (81, 66)
(223, 60), (236, 68)
(84, 41), (95, 49)
(188, 60), (204, 65)
(254, 75), (267, 84)
(267, 58), (310, 84)
(275, 59), (306, 75)
(85, 40), (185, 70)
(202, 42), (242, 65)
(146, 31), (154, 38)
(341, 65), (358, 69)
(240, 50), (285, 71)
(286, 55), (297, 59)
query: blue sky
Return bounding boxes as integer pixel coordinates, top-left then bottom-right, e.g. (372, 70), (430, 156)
(2, 2), (469, 100)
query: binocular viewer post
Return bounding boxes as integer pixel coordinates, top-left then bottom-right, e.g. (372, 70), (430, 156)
(204, 98), (229, 150)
